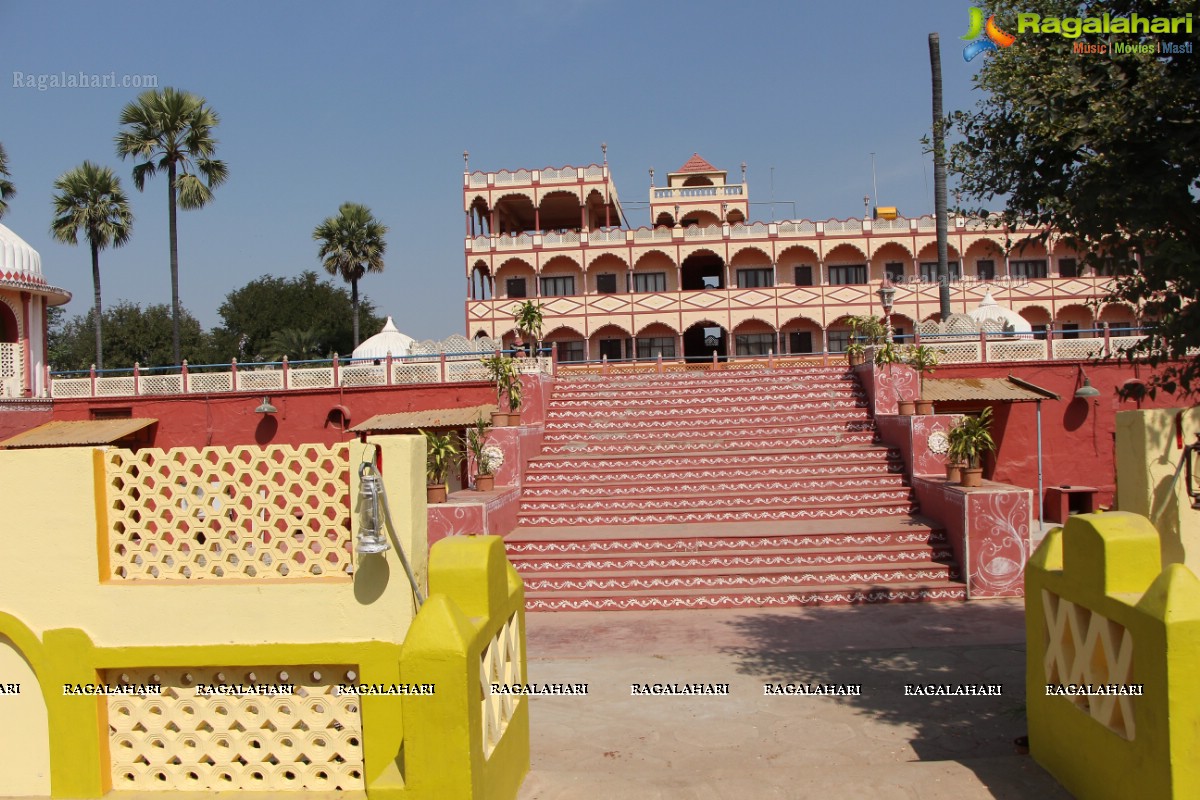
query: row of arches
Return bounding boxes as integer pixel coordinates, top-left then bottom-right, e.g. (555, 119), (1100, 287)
(477, 303), (1141, 363)
(468, 239), (1102, 301)
(467, 188), (619, 238)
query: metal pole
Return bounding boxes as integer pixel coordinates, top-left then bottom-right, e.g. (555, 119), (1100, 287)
(1036, 400), (1044, 528)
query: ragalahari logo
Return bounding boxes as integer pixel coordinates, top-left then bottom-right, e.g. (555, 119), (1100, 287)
(962, 8), (1017, 61)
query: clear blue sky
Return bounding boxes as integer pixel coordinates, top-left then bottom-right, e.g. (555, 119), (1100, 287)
(3, 0), (983, 341)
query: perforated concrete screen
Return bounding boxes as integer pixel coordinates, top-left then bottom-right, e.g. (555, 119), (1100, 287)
(103, 443), (352, 581)
(104, 665), (364, 791)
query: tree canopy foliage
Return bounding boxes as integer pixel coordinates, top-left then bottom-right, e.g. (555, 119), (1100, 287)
(950, 0), (1200, 392)
(49, 301), (212, 371)
(211, 271), (383, 362)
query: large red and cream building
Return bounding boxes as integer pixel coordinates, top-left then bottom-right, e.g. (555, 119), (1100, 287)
(463, 153), (1136, 361)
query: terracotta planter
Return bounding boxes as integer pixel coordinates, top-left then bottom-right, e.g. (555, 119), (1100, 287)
(507, 409), (521, 426)
(897, 400), (916, 416)
(960, 467), (984, 488)
(474, 474), (495, 492)
(945, 463), (963, 483)
(847, 352), (865, 366)
(915, 400), (934, 415)
(426, 484), (447, 504)
(490, 411), (509, 427)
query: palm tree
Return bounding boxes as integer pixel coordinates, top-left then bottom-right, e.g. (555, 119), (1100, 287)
(50, 161), (134, 369)
(266, 327), (323, 361)
(115, 87), (228, 365)
(0, 142), (15, 219)
(313, 203), (388, 347)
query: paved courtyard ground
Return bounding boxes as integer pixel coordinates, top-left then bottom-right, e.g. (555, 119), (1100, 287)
(517, 600), (1073, 800)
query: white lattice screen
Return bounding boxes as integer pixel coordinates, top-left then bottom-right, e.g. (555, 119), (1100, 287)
(104, 443), (352, 581)
(105, 665), (364, 791)
(481, 612), (522, 758)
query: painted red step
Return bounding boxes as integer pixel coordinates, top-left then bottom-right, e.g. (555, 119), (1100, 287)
(537, 431), (880, 455)
(521, 474), (908, 498)
(516, 500), (921, 527)
(523, 582), (967, 612)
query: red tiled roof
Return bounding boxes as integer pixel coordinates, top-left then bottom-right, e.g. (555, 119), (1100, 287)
(677, 153), (718, 173)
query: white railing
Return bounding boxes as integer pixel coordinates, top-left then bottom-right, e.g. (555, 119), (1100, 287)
(51, 353), (553, 399)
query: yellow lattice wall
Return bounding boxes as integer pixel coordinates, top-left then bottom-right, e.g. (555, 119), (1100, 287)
(103, 444), (351, 581)
(105, 665), (363, 791)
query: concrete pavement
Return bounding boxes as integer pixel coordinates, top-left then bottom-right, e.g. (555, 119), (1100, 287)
(517, 599), (1072, 799)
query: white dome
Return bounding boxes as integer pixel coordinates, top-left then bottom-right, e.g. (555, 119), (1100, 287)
(0, 223), (42, 278)
(352, 316), (415, 359)
(967, 290), (1032, 333)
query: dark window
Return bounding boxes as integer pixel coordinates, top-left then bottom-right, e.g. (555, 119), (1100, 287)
(632, 272), (667, 293)
(1032, 324), (1048, 341)
(827, 330), (851, 353)
(735, 333), (775, 356)
(788, 331), (813, 354)
(1058, 258), (1078, 278)
(884, 262), (905, 282)
(90, 407), (133, 420)
(636, 337), (676, 359)
(598, 339), (623, 360)
(976, 260), (995, 280)
(506, 278), (527, 298)
(919, 261), (961, 282)
(1010, 259), (1048, 279)
(540, 275), (576, 297)
(1061, 323), (1080, 340)
(794, 265), (814, 286)
(828, 265), (867, 285)
(596, 273), (618, 294)
(1095, 258), (1118, 276)
(556, 340), (585, 362)
(892, 326), (907, 342)
(1108, 320), (1136, 333)
(736, 268), (773, 288)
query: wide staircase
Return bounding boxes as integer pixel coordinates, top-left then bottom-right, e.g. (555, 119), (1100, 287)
(505, 365), (966, 611)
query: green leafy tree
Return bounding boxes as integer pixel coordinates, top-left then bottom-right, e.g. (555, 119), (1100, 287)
(49, 301), (213, 371)
(50, 161), (134, 370)
(115, 87), (228, 366)
(211, 271), (383, 362)
(950, 0), (1200, 392)
(313, 202), (388, 347)
(0, 141), (14, 219)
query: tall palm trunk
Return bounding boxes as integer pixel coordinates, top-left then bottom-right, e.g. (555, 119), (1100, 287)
(929, 33), (952, 320)
(351, 276), (360, 347)
(91, 239), (104, 369)
(167, 161), (181, 365)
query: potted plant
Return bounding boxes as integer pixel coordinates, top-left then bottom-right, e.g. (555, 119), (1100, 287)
(846, 315), (885, 366)
(480, 354), (517, 426)
(947, 407), (996, 488)
(503, 366), (523, 424)
(421, 429), (460, 504)
(512, 300), (544, 356)
(905, 345), (939, 415)
(466, 417), (495, 492)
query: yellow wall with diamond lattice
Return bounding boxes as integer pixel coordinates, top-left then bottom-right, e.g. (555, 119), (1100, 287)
(0, 437), (426, 649)
(1025, 512), (1200, 800)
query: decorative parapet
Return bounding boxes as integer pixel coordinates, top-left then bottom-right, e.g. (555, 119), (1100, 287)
(399, 535), (529, 799)
(1026, 513), (1200, 800)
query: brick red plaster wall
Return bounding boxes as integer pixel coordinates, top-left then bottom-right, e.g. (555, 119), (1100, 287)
(44, 383), (496, 449)
(929, 361), (1185, 509)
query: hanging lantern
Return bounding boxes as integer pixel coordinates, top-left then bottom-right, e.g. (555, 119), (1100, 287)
(356, 462), (390, 555)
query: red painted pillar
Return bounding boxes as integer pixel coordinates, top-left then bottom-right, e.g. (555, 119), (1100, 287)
(133, 362), (141, 396)
(440, 352), (447, 384)
(979, 329), (988, 363)
(90, 364), (97, 397)
(386, 352), (394, 386)
(282, 355), (289, 390)
(332, 353), (340, 387)
(1046, 324), (1055, 359)
(182, 359), (189, 393)
(20, 292), (31, 397)
(231, 358), (239, 392)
